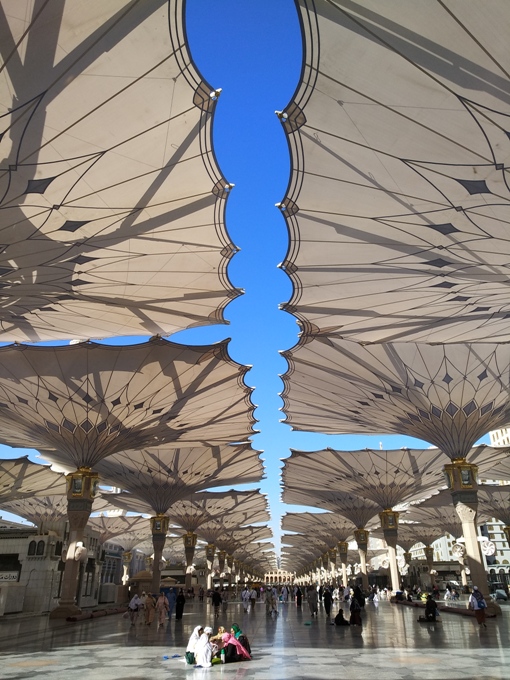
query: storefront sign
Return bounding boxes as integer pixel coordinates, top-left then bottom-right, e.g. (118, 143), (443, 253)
(0, 572), (19, 582)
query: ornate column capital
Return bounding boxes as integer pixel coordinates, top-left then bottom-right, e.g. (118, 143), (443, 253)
(354, 529), (369, 552)
(337, 541), (348, 561)
(66, 467), (99, 501)
(182, 531), (198, 548)
(150, 514), (169, 536)
(455, 501), (477, 523)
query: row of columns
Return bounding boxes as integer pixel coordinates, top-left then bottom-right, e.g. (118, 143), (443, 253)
(296, 461), (500, 616)
(49, 467), (261, 618)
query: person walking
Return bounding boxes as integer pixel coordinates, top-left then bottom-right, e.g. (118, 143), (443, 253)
(128, 593), (141, 626)
(241, 586), (250, 612)
(307, 586), (318, 618)
(249, 586), (258, 610)
(349, 596), (362, 626)
(221, 588), (229, 614)
(295, 585), (302, 607)
(323, 587), (333, 620)
(175, 588), (186, 620)
(198, 586), (204, 602)
(281, 584), (288, 603)
(211, 587), (222, 618)
(144, 592), (156, 626)
(469, 586), (487, 628)
(156, 592), (169, 628)
(166, 588), (177, 619)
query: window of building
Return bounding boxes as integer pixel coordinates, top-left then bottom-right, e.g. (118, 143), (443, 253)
(36, 540), (45, 556)
(28, 541), (36, 556)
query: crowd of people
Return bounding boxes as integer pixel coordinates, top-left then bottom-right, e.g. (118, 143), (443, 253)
(126, 578), (490, 668)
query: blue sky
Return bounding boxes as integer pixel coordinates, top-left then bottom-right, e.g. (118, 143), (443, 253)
(0, 0), (489, 553)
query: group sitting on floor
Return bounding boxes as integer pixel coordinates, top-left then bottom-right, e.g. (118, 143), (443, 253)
(185, 621), (251, 668)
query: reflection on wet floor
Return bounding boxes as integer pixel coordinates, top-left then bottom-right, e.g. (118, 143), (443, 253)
(1, 599), (509, 679)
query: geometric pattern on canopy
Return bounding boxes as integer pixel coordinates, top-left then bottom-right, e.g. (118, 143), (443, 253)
(97, 444), (263, 515)
(0, 0), (239, 342)
(282, 448), (446, 510)
(0, 456), (65, 502)
(282, 484), (380, 529)
(0, 492), (109, 531)
(404, 502), (465, 541)
(372, 523), (443, 552)
(0, 339), (255, 468)
(281, 511), (355, 543)
(477, 485), (510, 526)
(281, 335), (510, 458)
(280, 0), (510, 343)
(281, 533), (332, 555)
(111, 530), (155, 554)
(214, 526), (273, 556)
(86, 514), (150, 546)
(163, 490), (269, 534)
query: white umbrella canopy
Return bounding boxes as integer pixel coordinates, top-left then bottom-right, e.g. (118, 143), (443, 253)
(281, 511), (355, 543)
(0, 456), (66, 502)
(281, 335), (510, 460)
(97, 445), (263, 516)
(282, 447), (447, 511)
(0, 338), (255, 469)
(86, 514), (150, 546)
(0, 492), (110, 531)
(0, 0), (239, 343)
(280, 0), (510, 343)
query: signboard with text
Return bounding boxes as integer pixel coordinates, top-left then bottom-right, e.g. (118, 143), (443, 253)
(0, 572), (19, 582)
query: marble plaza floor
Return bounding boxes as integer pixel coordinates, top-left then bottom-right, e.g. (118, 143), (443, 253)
(1, 598), (509, 680)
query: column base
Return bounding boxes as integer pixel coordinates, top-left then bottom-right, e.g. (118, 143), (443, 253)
(49, 603), (82, 619)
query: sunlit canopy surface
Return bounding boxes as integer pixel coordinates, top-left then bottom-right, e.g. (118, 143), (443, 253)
(0, 0), (238, 342)
(404, 499), (465, 541)
(281, 511), (355, 543)
(98, 444), (263, 515)
(86, 514), (150, 545)
(282, 335), (510, 458)
(281, 0), (510, 343)
(283, 448), (446, 510)
(163, 490), (269, 533)
(0, 339), (255, 468)
(474, 485), (510, 527)
(0, 492), (109, 530)
(282, 484), (380, 529)
(0, 457), (65, 502)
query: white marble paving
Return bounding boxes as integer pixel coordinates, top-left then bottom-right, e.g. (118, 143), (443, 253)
(0, 599), (509, 679)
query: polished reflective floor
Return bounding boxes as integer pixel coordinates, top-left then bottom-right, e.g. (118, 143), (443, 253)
(1, 598), (509, 680)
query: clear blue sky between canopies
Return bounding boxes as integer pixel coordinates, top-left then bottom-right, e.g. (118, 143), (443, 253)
(0, 0), (489, 555)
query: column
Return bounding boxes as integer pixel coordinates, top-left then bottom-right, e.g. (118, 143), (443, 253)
(150, 514), (169, 593)
(218, 550), (226, 589)
(183, 532), (198, 590)
(205, 544), (215, 590)
(354, 529), (370, 591)
(337, 541), (348, 587)
(444, 460), (500, 614)
(423, 546), (436, 587)
(121, 551), (132, 585)
(226, 554), (234, 593)
(379, 510), (400, 594)
(328, 548), (336, 584)
(50, 467), (99, 619)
